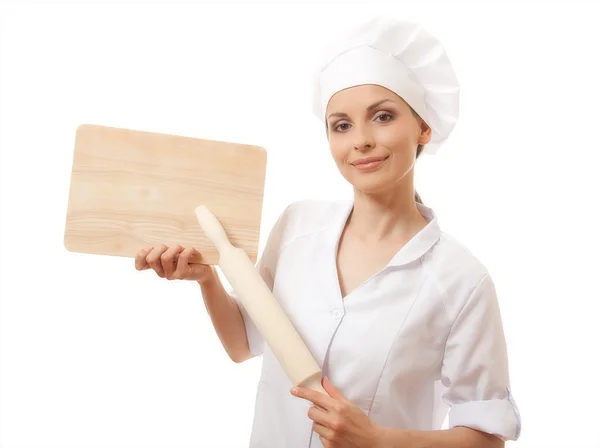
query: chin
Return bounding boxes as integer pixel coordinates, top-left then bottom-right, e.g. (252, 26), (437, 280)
(345, 173), (392, 195)
(341, 163), (411, 195)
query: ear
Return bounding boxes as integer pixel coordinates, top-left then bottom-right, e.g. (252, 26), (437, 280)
(418, 119), (432, 145)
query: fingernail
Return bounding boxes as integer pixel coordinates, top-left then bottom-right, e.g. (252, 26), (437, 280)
(291, 387), (298, 395)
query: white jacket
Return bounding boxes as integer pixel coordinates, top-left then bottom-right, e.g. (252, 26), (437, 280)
(233, 199), (521, 447)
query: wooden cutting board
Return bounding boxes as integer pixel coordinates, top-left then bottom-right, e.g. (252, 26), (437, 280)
(63, 124), (267, 265)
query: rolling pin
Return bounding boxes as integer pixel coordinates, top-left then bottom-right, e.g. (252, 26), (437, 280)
(195, 205), (327, 396)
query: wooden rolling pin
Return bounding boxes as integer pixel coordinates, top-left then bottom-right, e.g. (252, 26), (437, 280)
(195, 205), (327, 395)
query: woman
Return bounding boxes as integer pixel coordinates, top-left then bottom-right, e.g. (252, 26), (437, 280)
(135, 16), (521, 448)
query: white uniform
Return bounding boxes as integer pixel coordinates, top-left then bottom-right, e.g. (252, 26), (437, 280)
(234, 199), (521, 447)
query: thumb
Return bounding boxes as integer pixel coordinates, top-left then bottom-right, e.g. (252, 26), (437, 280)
(322, 376), (346, 401)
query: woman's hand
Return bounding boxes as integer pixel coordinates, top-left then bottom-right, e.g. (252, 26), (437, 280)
(134, 244), (214, 285)
(291, 377), (386, 447)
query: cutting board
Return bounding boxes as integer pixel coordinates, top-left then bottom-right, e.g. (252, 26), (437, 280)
(63, 124), (267, 265)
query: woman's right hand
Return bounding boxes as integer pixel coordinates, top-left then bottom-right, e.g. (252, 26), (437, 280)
(134, 244), (215, 285)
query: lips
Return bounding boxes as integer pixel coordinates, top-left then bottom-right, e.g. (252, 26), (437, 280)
(351, 156), (389, 166)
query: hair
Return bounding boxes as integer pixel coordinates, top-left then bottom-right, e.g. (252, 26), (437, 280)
(414, 143), (424, 204)
(411, 107), (427, 205)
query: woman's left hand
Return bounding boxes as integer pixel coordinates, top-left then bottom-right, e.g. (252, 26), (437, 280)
(291, 376), (385, 447)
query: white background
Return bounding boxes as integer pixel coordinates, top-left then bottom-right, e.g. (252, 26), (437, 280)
(1, 1), (599, 447)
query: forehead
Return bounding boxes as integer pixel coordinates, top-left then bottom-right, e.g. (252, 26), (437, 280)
(326, 84), (407, 115)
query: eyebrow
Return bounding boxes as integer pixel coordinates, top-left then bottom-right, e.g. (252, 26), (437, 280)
(327, 99), (396, 120)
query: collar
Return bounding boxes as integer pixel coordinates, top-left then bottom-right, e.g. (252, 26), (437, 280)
(331, 200), (442, 268)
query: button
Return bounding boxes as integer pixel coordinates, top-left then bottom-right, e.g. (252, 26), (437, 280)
(332, 308), (342, 319)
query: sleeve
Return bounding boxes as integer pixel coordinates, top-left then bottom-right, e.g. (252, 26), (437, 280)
(228, 205), (289, 357)
(441, 273), (522, 441)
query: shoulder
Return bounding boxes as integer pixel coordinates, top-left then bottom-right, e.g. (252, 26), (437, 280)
(424, 230), (497, 319)
(433, 232), (490, 280)
(281, 198), (349, 227)
(273, 198), (349, 245)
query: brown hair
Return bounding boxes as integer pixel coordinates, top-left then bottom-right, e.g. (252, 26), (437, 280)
(414, 143), (424, 204)
(410, 104), (428, 205)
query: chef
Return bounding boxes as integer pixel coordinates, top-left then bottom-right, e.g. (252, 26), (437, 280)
(136, 15), (521, 448)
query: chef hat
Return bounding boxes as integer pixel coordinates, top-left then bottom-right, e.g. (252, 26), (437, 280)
(312, 16), (460, 155)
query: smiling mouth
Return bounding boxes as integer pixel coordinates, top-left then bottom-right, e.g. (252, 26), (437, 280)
(351, 156), (389, 170)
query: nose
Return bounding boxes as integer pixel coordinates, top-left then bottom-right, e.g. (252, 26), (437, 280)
(353, 125), (374, 152)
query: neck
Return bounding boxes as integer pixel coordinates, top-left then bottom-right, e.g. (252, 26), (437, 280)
(347, 185), (428, 244)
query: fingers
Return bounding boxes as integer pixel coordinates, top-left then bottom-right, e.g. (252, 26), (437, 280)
(313, 423), (334, 445)
(139, 245), (202, 281)
(308, 405), (331, 428)
(321, 376), (345, 401)
(146, 244), (168, 277)
(135, 247), (153, 270)
(291, 387), (335, 411)
(172, 247), (197, 280)
(161, 245), (185, 280)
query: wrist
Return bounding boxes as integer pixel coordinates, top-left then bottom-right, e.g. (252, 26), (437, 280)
(374, 425), (392, 447)
(197, 265), (219, 288)
(375, 425), (412, 448)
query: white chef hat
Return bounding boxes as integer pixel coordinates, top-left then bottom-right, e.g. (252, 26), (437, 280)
(312, 16), (460, 155)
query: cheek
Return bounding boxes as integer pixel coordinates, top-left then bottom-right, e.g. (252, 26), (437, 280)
(378, 126), (413, 152)
(328, 139), (348, 164)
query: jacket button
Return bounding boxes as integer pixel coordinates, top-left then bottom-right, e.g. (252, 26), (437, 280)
(332, 308), (342, 319)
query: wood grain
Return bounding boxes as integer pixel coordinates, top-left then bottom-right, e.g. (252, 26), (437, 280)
(63, 124), (267, 265)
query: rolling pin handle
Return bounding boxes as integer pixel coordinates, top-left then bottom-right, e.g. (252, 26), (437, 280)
(195, 205), (231, 252)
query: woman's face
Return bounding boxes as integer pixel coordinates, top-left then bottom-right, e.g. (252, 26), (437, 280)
(325, 84), (431, 195)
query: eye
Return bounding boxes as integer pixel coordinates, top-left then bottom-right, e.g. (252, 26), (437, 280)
(333, 122), (351, 132)
(374, 112), (394, 122)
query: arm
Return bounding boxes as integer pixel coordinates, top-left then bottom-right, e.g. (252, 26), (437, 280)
(429, 273), (521, 444)
(292, 378), (505, 448)
(378, 426), (504, 448)
(292, 272), (520, 447)
(379, 274), (519, 447)
(198, 268), (254, 363)
(199, 203), (291, 363)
